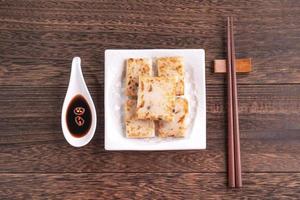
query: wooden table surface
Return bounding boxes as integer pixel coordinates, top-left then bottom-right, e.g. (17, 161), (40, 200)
(1, 0), (300, 199)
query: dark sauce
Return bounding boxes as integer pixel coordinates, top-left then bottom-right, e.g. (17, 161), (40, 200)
(66, 95), (92, 138)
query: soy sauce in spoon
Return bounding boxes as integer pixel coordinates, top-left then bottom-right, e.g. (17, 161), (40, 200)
(66, 94), (92, 138)
(61, 57), (97, 147)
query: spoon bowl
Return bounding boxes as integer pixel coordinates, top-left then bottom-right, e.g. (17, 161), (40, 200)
(61, 57), (97, 147)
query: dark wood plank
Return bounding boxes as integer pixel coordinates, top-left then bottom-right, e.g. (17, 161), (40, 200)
(1, 139), (300, 173)
(1, 0), (298, 11)
(1, 85), (300, 140)
(0, 85), (300, 173)
(0, 0), (299, 85)
(1, 173), (300, 199)
(0, 57), (104, 86)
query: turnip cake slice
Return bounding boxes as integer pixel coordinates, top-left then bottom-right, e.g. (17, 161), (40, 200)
(125, 99), (155, 138)
(158, 97), (188, 138)
(157, 56), (184, 96)
(125, 58), (152, 97)
(136, 76), (176, 121)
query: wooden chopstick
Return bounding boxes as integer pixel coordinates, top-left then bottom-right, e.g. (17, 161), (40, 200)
(227, 17), (236, 188)
(229, 16), (242, 188)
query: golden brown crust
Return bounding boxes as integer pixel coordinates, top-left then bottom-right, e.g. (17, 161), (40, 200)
(157, 56), (184, 96)
(125, 99), (137, 121)
(157, 97), (188, 138)
(126, 58), (152, 97)
(125, 120), (155, 138)
(124, 99), (155, 138)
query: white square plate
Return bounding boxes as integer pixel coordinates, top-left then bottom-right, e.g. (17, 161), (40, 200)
(105, 49), (206, 150)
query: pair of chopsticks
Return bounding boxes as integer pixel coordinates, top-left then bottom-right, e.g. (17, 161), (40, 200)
(227, 17), (242, 188)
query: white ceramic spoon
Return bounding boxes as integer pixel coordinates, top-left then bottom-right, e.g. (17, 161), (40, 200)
(61, 57), (97, 147)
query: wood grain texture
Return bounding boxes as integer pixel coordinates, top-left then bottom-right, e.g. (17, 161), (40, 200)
(1, 173), (300, 200)
(1, 0), (300, 198)
(1, 139), (300, 173)
(0, 0), (300, 85)
(1, 85), (300, 140)
(0, 85), (300, 173)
